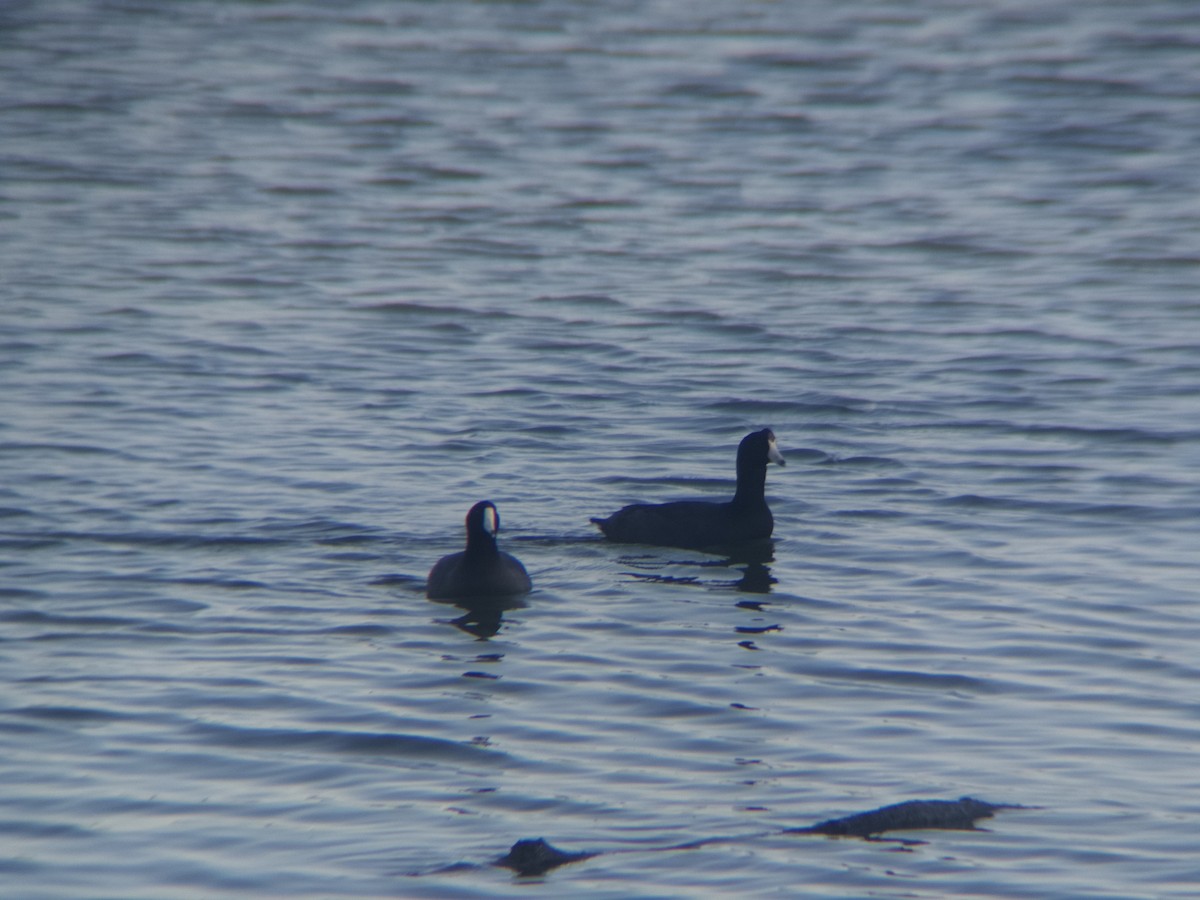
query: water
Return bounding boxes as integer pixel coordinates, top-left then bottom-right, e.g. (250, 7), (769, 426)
(3, 1), (1199, 897)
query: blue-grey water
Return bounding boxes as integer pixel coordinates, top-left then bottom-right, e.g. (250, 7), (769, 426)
(3, 2), (1200, 897)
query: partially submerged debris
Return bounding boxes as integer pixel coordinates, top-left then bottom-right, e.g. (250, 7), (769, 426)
(790, 796), (1029, 838)
(494, 838), (597, 876)
(486, 797), (1034, 877)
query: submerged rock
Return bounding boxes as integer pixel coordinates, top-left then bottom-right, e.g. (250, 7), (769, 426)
(494, 838), (596, 876)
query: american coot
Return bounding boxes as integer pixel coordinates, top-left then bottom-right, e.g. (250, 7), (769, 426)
(427, 501), (532, 599)
(591, 429), (785, 549)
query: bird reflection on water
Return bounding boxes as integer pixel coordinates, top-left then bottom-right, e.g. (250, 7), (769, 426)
(425, 540), (775, 640)
(428, 593), (528, 640)
(619, 540), (777, 594)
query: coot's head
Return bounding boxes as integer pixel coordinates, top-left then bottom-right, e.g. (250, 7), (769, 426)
(739, 429), (786, 468)
(466, 500), (499, 538)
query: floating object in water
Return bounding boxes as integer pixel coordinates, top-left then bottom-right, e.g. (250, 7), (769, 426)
(427, 500), (532, 599)
(591, 429), (785, 549)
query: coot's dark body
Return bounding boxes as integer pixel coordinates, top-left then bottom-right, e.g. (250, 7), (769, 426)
(591, 429), (785, 550)
(427, 501), (531, 599)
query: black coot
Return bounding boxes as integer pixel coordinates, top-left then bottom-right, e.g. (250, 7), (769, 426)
(427, 501), (532, 599)
(591, 429), (785, 549)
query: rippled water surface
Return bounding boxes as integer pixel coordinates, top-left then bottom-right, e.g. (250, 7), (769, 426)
(3, 2), (1200, 897)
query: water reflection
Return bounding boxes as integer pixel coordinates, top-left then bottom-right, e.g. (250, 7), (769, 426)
(428, 594), (527, 639)
(619, 540), (777, 594)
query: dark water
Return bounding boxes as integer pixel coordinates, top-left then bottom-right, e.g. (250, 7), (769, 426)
(3, 2), (1200, 897)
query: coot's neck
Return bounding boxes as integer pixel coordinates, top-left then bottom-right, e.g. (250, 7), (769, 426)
(465, 531), (500, 558)
(731, 461), (768, 509)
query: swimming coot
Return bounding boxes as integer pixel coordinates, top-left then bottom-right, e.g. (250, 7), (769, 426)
(591, 429), (785, 549)
(427, 501), (532, 599)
